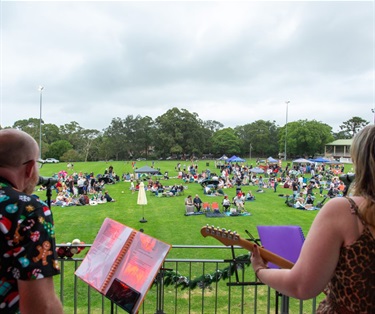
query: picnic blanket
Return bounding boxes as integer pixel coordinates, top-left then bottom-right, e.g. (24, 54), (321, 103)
(205, 212), (226, 218)
(184, 212), (205, 216)
(224, 212), (252, 217)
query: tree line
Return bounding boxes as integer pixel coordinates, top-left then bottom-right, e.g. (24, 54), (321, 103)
(3, 108), (369, 162)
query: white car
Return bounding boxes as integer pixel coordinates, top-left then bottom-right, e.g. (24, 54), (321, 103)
(45, 158), (60, 163)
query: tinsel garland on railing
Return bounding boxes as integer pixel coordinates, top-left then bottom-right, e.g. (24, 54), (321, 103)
(161, 253), (251, 290)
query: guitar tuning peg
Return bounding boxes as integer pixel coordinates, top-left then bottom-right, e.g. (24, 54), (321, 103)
(217, 226), (220, 229)
(206, 224), (209, 227)
(211, 225), (215, 228)
(222, 228), (226, 231)
(227, 230), (231, 233)
(233, 231), (237, 235)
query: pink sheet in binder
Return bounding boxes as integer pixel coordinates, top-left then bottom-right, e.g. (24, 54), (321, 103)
(75, 218), (171, 313)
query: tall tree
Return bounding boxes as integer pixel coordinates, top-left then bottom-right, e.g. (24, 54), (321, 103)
(46, 140), (73, 159)
(122, 115), (139, 158)
(210, 128), (242, 156)
(134, 116), (155, 158)
(235, 120), (279, 158)
(154, 108), (206, 158)
(279, 120), (334, 158)
(43, 123), (61, 144)
(59, 121), (84, 150)
(13, 118), (41, 142)
(202, 120), (224, 155)
(338, 116), (369, 138)
(80, 129), (102, 162)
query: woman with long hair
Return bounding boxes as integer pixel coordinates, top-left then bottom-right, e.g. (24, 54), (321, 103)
(251, 125), (375, 313)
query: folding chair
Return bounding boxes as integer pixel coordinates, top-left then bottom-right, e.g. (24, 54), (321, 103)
(211, 202), (220, 213)
(202, 202), (211, 212)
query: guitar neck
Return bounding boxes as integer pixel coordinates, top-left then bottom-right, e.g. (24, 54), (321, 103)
(236, 237), (294, 269)
(201, 226), (294, 269)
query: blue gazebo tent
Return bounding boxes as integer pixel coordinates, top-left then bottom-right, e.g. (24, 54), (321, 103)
(267, 157), (278, 163)
(292, 158), (313, 164)
(312, 157), (330, 163)
(217, 155), (228, 161)
(227, 155), (245, 163)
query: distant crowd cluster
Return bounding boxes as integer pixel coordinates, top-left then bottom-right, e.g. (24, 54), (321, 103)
(41, 166), (118, 207)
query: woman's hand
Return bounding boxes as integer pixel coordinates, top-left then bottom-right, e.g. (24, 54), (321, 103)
(251, 244), (268, 271)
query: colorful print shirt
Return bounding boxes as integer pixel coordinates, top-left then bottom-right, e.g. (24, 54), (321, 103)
(0, 178), (60, 314)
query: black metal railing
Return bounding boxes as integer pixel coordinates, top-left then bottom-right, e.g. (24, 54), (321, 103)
(57, 244), (319, 314)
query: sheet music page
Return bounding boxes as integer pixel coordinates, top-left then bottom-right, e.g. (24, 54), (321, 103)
(107, 231), (171, 310)
(75, 218), (133, 290)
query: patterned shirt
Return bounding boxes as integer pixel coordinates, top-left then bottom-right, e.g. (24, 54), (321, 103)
(0, 178), (60, 314)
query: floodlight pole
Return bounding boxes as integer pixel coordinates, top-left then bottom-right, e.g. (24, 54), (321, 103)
(284, 101), (290, 161)
(39, 86), (44, 159)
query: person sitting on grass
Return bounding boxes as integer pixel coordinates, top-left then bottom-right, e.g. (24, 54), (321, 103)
(193, 194), (202, 212)
(233, 192), (245, 212)
(104, 191), (116, 202)
(245, 190), (255, 201)
(185, 195), (195, 213)
(294, 196), (305, 209)
(222, 195), (231, 212)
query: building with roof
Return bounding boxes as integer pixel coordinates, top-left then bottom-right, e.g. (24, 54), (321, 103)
(324, 139), (353, 162)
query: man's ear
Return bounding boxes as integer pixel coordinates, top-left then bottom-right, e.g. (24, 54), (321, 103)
(24, 160), (35, 178)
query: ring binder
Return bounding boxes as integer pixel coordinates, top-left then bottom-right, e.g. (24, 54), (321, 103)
(75, 218), (171, 313)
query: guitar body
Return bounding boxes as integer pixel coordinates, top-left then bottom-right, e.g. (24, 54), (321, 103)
(201, 225), (294, 269)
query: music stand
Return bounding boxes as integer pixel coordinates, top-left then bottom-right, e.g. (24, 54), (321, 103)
(257, 225), (305, 314)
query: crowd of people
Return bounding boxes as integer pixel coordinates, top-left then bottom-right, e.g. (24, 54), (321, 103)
(178, 157), (349, 214)
(0, 126), (373, 313)
(40, 170), (117, 207)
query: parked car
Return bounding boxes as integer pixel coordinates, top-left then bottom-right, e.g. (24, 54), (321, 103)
(45, 158), (60, 163)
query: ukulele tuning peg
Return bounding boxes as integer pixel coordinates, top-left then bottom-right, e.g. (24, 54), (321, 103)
(233, 231), (237, 235)
(217, 226), (220, 230)
(222, 228), (226, 232)
(227, 230), (231, 233)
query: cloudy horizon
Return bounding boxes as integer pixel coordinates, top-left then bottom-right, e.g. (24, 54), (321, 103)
(1, 1), (374, 133)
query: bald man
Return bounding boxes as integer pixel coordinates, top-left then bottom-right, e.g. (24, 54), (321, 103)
(0, 129), (63, 314)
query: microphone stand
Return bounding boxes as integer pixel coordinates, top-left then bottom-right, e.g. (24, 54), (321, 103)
(45, 184), (53, 209)
(39, 177), (57, 209)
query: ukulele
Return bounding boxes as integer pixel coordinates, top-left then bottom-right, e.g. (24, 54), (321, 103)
(201, 225), (294, 269)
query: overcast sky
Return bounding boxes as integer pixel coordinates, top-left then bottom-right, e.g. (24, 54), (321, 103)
(1, 1), (374, 133)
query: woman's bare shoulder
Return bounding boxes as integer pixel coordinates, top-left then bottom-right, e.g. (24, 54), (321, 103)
(317, 197), (355, 219)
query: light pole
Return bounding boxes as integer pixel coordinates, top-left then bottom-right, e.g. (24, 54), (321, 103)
(38, 86), (44, 159)
(284, 101), (290, 161)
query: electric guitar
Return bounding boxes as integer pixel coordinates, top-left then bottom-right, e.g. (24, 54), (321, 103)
(201, 225), (294, 269)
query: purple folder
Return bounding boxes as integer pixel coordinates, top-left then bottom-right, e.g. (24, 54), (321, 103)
(257, 225), (305, 269)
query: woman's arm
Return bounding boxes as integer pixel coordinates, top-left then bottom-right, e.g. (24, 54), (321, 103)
(252, 197), (351, 299)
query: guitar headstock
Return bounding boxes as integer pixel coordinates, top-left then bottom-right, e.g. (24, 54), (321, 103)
(200, 225), (241, 246)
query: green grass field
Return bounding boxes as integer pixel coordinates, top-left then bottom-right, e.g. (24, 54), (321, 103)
(37, 159), (323, 253)
(37, 160), (332, 312)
